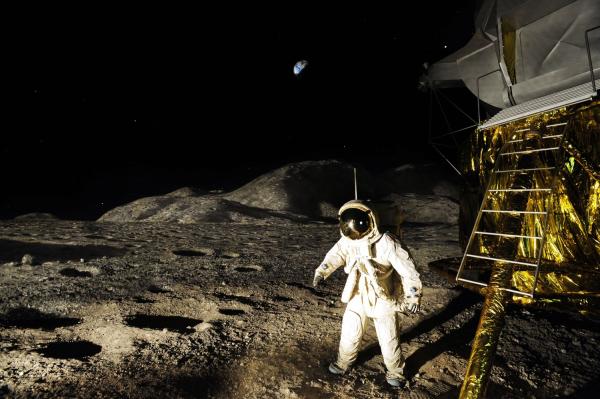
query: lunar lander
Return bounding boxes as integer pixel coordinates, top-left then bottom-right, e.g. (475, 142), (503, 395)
(420, 0), (600, 397)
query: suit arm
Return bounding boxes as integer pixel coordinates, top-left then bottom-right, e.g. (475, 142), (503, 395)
(385, 235), (422, 298)
(315, 239), (346, 279)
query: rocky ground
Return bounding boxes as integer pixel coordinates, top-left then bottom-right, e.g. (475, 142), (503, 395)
(1, 161), (599, 398)
(1, 218), (599, 398)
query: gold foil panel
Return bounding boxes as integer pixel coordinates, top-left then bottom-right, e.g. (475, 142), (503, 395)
(459, 100), (600, 298)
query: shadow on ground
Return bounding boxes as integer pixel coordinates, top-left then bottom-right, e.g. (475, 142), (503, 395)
(0, 239), (127, 263)
(4, 367), (225, 399)
(356, 290), (480, 374)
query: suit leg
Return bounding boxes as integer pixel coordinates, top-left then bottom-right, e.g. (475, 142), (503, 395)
(334, 301), (367, 370)
(373, 312), (405, 378)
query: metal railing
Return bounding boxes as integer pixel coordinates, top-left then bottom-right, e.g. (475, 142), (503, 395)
(474, 25), (599, 126)
(585, 25), (600, 93)
(428, 25), (598, 182)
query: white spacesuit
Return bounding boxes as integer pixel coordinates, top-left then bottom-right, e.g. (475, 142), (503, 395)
(313, 200), (422, 387)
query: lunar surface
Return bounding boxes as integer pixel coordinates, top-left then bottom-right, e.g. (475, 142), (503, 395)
(1, 162), (599, 398)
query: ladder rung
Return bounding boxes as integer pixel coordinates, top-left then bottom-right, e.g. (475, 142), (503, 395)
(488, 188), (551, 192)
(457, 275), (534, 297)
(500, 287), (534, 298)
(456, 277), (488, 287)
(546, 122), (567, 128)
(466, 254), (538, 267)
(495, 167), (555, 173)
(506, 135), (562, 143)
(475, 231), (543, 239)
(501, 147), (560, 156)
(481, 209), (547, 215)
(506, 137), (561, 144)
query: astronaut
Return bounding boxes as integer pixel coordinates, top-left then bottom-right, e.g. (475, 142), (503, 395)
(313, 200), (422, 387)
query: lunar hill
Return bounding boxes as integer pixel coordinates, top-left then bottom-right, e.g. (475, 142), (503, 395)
(98, 160), (460, 225)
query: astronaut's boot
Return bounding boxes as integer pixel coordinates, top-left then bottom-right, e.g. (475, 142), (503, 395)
(386, 372), (408, 387)
(328, 362), (346, 375)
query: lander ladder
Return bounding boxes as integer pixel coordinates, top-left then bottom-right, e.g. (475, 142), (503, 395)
(455, 122), (569, 297)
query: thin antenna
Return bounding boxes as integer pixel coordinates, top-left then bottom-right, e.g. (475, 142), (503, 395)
(353, 167), (358, 200)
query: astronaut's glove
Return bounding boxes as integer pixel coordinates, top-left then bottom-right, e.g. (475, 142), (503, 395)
(401, 295), (421, 314)
(313, 264), (328, 287)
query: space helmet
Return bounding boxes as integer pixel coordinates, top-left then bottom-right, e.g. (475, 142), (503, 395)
(338, 200), (381, 241)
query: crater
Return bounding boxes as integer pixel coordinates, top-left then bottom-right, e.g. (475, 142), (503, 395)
(84, 234), (106, 240)
(272, 295), (293, 302)
(36, 340), (101, 360)
(233, 265), (263, 273)
(124, 314), (201, 334)
(59, 268), (93, 278)
(134, 297), (156, 304)
(218, 309), (246, 316)
(213, 293), (258, 307)
(0, 308), (81, 330)
(172, 248), (214, 257)
(147, 284), (172, 294)
(285, 282), (326, 298)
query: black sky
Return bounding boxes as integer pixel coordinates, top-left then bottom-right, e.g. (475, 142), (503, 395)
(2, 3), (477, 219)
